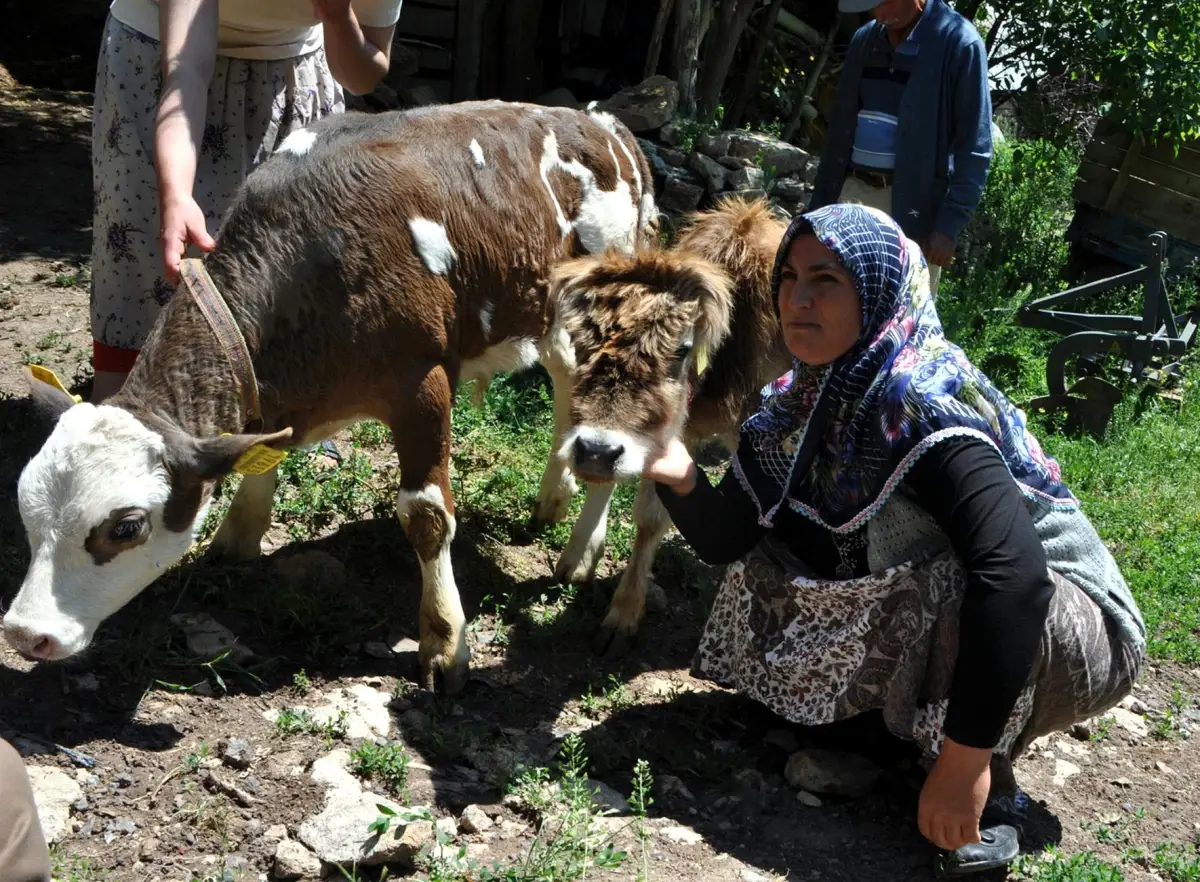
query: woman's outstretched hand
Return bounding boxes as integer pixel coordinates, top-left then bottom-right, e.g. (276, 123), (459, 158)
(918, 738), (992, 852)
(643, 437), (699, 496)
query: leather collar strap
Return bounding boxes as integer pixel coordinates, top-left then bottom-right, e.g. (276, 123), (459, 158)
(179, 257), (262, 427)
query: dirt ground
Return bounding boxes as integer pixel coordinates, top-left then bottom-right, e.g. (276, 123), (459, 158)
(1, 63), (1199, 882)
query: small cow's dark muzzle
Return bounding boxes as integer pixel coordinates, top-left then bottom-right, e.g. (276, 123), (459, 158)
(572, 435), (624, 479)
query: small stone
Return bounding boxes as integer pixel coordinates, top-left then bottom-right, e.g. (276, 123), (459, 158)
(1120, 695), (1150, 715)
(499, 820), (527, 839)
(1110, 707), (1149, 738)
(796, 790), (823, 808)
(742, 871), (770, 882)
(1111, 777), (1133, 788)
(728, 132), (811, 176)
(116, 773), (135, 788)
(274, 839), (322, 880)
(584, 779), (631, 815)
(72, 796), (89, 813)
(240, 776), (262, 796)
(661, 825), (704, 845)
(696, 132), (732, 159)
(659, 173), (704, 215)
(771, 177), (810, 203)
(364, 641), (394, 659)
(26, 767), (83, 845)
(658, 147), (686, 167)
(784, 750), (883, 798)
(263, 823), (289, 843)
(435, 817), (457, 840)
(733, 768), (766, 796)
(1155, 761), (1176, 775)
(139, 838), (159, 862)
(1052, 760), (1081, 786)
(459, 804), (494, 834)
(169, 612), (255, 663)
(222, 738), (255, 770)
(659, 120), (687, 148)
(104, 818), (137, 844)
(391, 637), (420, 655)
(718, 156), (755, 170)
(1069, 721), (1095, 741)
(595, 75), (679, 132)
(729, 167), (765, 191)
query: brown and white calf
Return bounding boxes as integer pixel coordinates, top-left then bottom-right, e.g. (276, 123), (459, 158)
(4, 100), (663, 692)
(547, 196), (791, 653)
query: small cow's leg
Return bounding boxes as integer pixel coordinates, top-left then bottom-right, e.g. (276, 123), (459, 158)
(532, 356), (578, 525)
(595, 477), (670, 656)
(392, 367), (469, 694)
(209, 468), (278, 560)
(555, 480), (616, 584)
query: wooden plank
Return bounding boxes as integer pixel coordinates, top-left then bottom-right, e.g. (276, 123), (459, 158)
(643, 0), (677, 79)
(453, 0), (485, 100)
(1075, 173), (1200, 244)
(1092, 133), (1200, 177)
(1078, 156), (1200, 204)
(1103, 137), (1142, 212)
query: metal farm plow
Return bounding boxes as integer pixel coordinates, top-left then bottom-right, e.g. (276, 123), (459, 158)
(1016, 231), (1200, 437)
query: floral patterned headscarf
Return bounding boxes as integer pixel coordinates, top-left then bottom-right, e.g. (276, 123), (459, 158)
(733, 203), (1078, 532)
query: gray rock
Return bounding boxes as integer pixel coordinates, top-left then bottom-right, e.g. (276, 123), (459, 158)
(363, 641), (394, 660)
(659, 173), (704, 215)
(719, 156), (756, 171)
(802, 157), (821, 182)
(772, 177), (810, 202)
(222, 738), (255, 770)
(637, 138), (659, 158)
(459, 804), (495, 834)
(784, 749), (884, 797)
(658, 147), (686, 167)
(299, 795), (430, 867)
(263, 823), (289, 843)
(26, 768), (82, 844)
(72, 796), (89, 813)
(115, 772), (134, 788)
(696, 132), (732, 159)
(734, 189), (768, 203)
(796, 790), (823, 808)
(584, 779), (631, 815)
(728, 132), (811, 177)
(104, 818), (138, 844)
(685, 152), (727, 194)
(274, 839), (322, 880)
(728, 167), (765, 191)
(659, 120), (687, 149)
(139, 838), (159, 862)
(596, 76), (679, 132)
(169, 612), (254, 663)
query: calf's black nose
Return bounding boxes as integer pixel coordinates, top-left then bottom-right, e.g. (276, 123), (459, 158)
(573, 436), (624, 468)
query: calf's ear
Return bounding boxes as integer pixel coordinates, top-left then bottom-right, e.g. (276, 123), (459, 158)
(161, 428), (293, 533)
(669, 255), (734, 366)
(26, 367), (80, 422)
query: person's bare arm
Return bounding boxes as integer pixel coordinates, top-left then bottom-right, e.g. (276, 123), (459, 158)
(313, 0), (396, 95)
(155, 0), (218, 283)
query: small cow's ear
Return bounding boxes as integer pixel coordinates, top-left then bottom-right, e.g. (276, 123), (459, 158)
(162, 428), (294, 533)
(27, 367), (80, 421)
(182, 428), (295, 481)
(671, 255), (734, 362)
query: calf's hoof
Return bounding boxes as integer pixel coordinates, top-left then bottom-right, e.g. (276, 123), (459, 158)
(419, 635), (471, 695)
(531, 490), (573, 527)
(592, 623), (636, 659)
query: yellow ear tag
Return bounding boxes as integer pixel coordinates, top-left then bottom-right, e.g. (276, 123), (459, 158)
(29, 365), (83, 403)
(220, 433), (287, 475)
(694, 344), (709, 376)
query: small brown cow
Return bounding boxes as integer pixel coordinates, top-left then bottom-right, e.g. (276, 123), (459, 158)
(547, 196), (791, 652)
(4, 101), (669, 693)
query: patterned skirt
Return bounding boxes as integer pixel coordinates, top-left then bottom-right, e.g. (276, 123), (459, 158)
(89, 14), (346, 368)
(693, 537), (1143, 759)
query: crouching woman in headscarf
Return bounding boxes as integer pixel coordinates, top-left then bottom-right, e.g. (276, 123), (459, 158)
(644, 203), (1146, 876)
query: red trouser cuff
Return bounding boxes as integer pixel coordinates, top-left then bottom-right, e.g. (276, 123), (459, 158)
(93, 340), (140, 374)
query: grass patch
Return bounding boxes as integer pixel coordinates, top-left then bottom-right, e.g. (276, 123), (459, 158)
(350, 741), (412, 794)
(1012, 849), (1125, 881)
(275, 707), (349, 743)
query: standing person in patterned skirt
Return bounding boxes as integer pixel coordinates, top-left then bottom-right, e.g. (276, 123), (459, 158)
(90, 0), (404, 402)
(640, 203), (1145, 876)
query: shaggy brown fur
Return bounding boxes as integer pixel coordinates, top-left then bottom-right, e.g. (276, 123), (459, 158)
(543, 195), (790, 650)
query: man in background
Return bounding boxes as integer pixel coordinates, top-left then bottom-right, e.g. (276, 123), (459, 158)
(808, 0), (993, 293)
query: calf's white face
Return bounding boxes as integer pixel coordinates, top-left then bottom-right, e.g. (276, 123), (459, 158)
(4, 405), (201, 660)
(4, 382), (291, 662)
